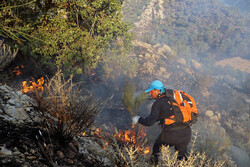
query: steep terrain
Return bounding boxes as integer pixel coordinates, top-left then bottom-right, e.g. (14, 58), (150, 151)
(122, 0), (250, 165)
(0, 0), (250, 166)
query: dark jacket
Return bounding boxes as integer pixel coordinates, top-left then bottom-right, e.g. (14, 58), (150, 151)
(138, 90), (191, 161)
(138, 91), (189, 130)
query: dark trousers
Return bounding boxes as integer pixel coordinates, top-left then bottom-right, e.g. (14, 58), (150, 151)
(151, 127), (191, 163)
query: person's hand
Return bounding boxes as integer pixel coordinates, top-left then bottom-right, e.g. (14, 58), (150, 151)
(132, 116), (140, 125)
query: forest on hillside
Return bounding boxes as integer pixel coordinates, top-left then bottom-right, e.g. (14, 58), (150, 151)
(1, 0), (250, 166)
(122, 0), (250, 61)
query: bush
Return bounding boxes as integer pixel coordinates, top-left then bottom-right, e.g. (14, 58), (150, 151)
(1, 0), (133, 75)
(34, 70), (103, 144)
(122, 82), (148, 117)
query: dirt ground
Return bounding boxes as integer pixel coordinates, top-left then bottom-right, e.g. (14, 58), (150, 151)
(215, 57), (250, 73)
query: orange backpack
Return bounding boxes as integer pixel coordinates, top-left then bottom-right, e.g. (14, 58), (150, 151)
(164, 89), (198, 126)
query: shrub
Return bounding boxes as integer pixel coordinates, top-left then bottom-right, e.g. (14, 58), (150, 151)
(122, 82), (148, 117)
(1, 0), (133, 75)
(192, 117), (232, 165)
(34, 70), (103, 144)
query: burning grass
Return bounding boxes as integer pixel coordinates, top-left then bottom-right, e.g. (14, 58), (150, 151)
(25, 70), (104, 145)
(79, 127), (226, 167)
(85, 125), (150, 166)
(21, 77), (44, 93)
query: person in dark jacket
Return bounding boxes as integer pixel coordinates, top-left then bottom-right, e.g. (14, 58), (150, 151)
(132, 80), (191, 164)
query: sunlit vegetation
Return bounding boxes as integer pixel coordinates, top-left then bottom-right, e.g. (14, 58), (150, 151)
(122, 82), (148, 117)
(123, 0), (250, 61)
(0, 0), (135, 76)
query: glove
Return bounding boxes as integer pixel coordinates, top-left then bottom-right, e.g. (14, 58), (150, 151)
(132, 116), (140, 125)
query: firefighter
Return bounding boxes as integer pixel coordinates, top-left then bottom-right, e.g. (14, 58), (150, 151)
(132, 80), (192, 164)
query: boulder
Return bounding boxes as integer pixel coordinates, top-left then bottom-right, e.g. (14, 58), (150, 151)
(191, 59), (202, 70)
(176, 58), (186, 65)
(205, 110), (214, 117)
(0, 84), (39, 124)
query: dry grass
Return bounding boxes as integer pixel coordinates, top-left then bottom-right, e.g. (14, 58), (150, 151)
(0, 40), (18, 70)
(80, 127), (226, 167)
(34, 70), (104, 144)
(158, 133), (225, 167)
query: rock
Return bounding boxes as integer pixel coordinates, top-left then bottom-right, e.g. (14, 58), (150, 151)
(230, 146), (250, 167)
(5, 108), (30, 123)
(205, 110), (214, 117)
(0, 84), (39, 124)
(211, 115), (219, 122)
(159, 67), (167, 73)
(176, 58), (186, 65)
(225, 122), (232, 129)
(141, 61), (155, 75)
(191, 59), (202, 70)
(0, 145), (12, 155)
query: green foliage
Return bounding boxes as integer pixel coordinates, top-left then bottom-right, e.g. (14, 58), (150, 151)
(122, 0), (151, 24)
(0, 0), (134, 75)
(102, 50), (138, 78)
(122, 82), (148, 117)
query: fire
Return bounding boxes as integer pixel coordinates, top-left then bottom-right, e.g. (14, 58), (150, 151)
(144, 146), (150, 154)
(21, 77), (45, 93)
(84, 126), (150, 155)
(117, 129), (136, 145)
(116, 126), (150, 155)
(13, 65), (24, 76)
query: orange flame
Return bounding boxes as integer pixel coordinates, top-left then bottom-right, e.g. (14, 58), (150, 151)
(116, 126), (150, 155)
(21, 77), (44, 93)
(144, 146), (150, 154)
(13, 65), (24, 76)
(87, 127), (150, 154)
(117, 129), (136, 144)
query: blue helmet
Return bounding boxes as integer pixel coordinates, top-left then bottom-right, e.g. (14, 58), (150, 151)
(145, 80), (166, 93)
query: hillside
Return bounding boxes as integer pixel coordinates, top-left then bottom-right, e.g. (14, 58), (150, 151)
(122, 0), (250, 166)
(0, 0), (250, 166)
(123, 0), (250, 60)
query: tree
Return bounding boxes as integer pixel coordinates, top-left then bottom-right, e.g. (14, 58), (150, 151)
(0, 0), (133, 75)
